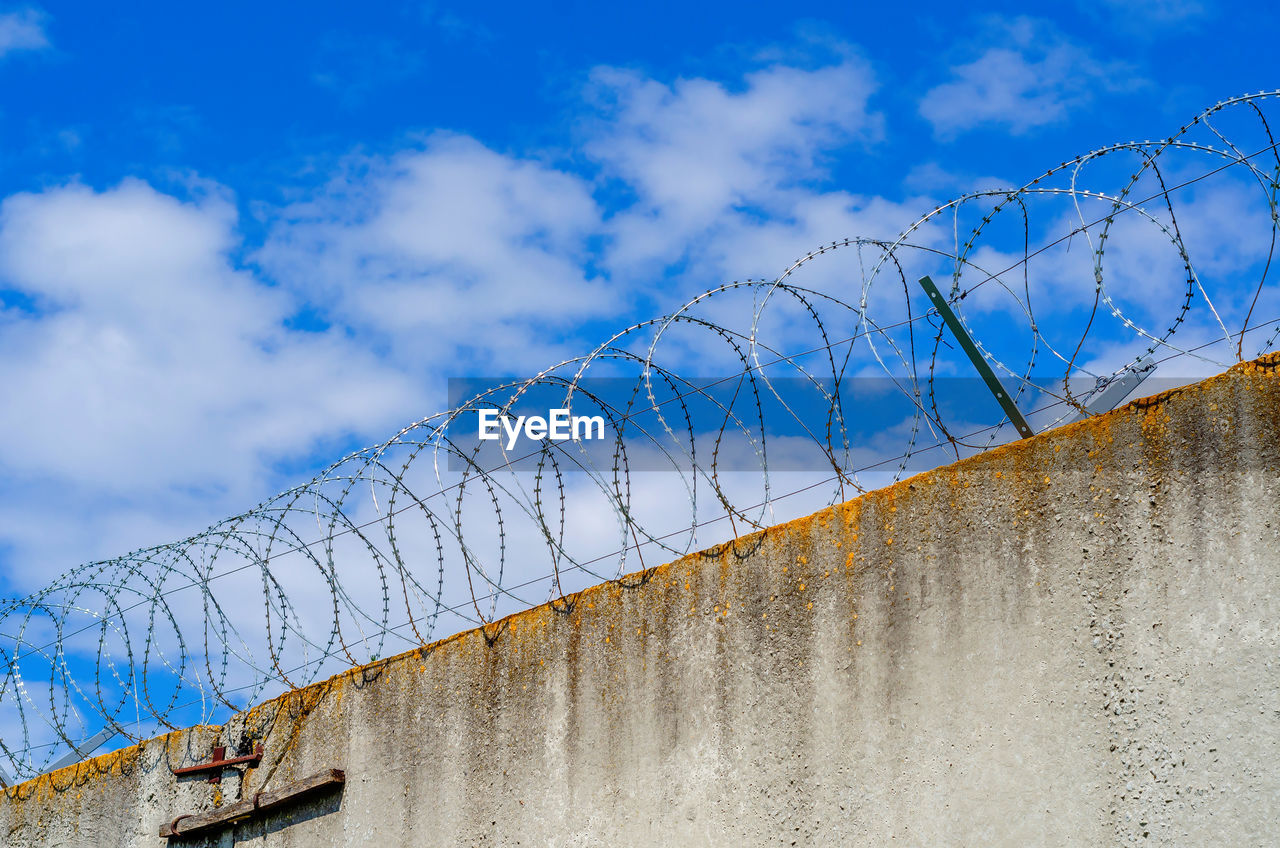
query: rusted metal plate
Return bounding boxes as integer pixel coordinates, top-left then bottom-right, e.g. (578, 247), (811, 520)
(159, 768), (345, 839)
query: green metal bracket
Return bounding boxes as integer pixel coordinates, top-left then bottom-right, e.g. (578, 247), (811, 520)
(917, 276), (1035, 439)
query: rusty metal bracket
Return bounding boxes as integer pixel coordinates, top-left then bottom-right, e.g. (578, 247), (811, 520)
(171, 744), (264, 783)
(159, 769), (345, 839)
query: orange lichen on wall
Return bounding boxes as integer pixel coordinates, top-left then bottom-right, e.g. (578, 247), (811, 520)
(2, 724), (211, 804)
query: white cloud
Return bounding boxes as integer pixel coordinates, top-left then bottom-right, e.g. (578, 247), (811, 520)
(0, 7), (48, 57)
(259, 133), (612, 373)
(920, 17), (1141, 138)
(0, 180), (413, 580)
(585, 56), (883, 276)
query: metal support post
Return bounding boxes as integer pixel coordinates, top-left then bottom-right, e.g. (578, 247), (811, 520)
(917, 276), (1035, 439)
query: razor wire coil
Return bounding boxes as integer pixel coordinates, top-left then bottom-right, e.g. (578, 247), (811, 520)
(3, 92), (1280, 782)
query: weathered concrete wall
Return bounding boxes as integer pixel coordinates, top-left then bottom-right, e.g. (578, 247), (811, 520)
(5, 355), (1280, 847)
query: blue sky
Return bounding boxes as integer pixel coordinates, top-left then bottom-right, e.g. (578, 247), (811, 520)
(4, 1), (1271, 204)
(1, 0), (1277, 584)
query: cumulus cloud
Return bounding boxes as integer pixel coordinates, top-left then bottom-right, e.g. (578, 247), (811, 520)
(919, 17), (1141, 138)
(0, 7), (48, 56)
(0, 180), (412, 578)
(259, 133), (611, 372)
(586, 56), (883, 275)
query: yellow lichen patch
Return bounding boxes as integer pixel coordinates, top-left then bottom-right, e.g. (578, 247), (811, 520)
(1233, 350), (1280, 375)
(4, 732), (159, 803)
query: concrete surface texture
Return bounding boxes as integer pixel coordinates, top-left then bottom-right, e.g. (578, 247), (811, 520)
(3, 354), (1279, 847)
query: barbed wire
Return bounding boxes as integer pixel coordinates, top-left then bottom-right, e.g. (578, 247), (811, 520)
(3, 91), (1279, 782)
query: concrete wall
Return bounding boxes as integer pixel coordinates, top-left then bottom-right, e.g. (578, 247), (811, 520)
(4, 355), (1279, 847)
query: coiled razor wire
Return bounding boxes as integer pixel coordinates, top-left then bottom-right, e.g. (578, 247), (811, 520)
(3, 92), (1280, 781)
